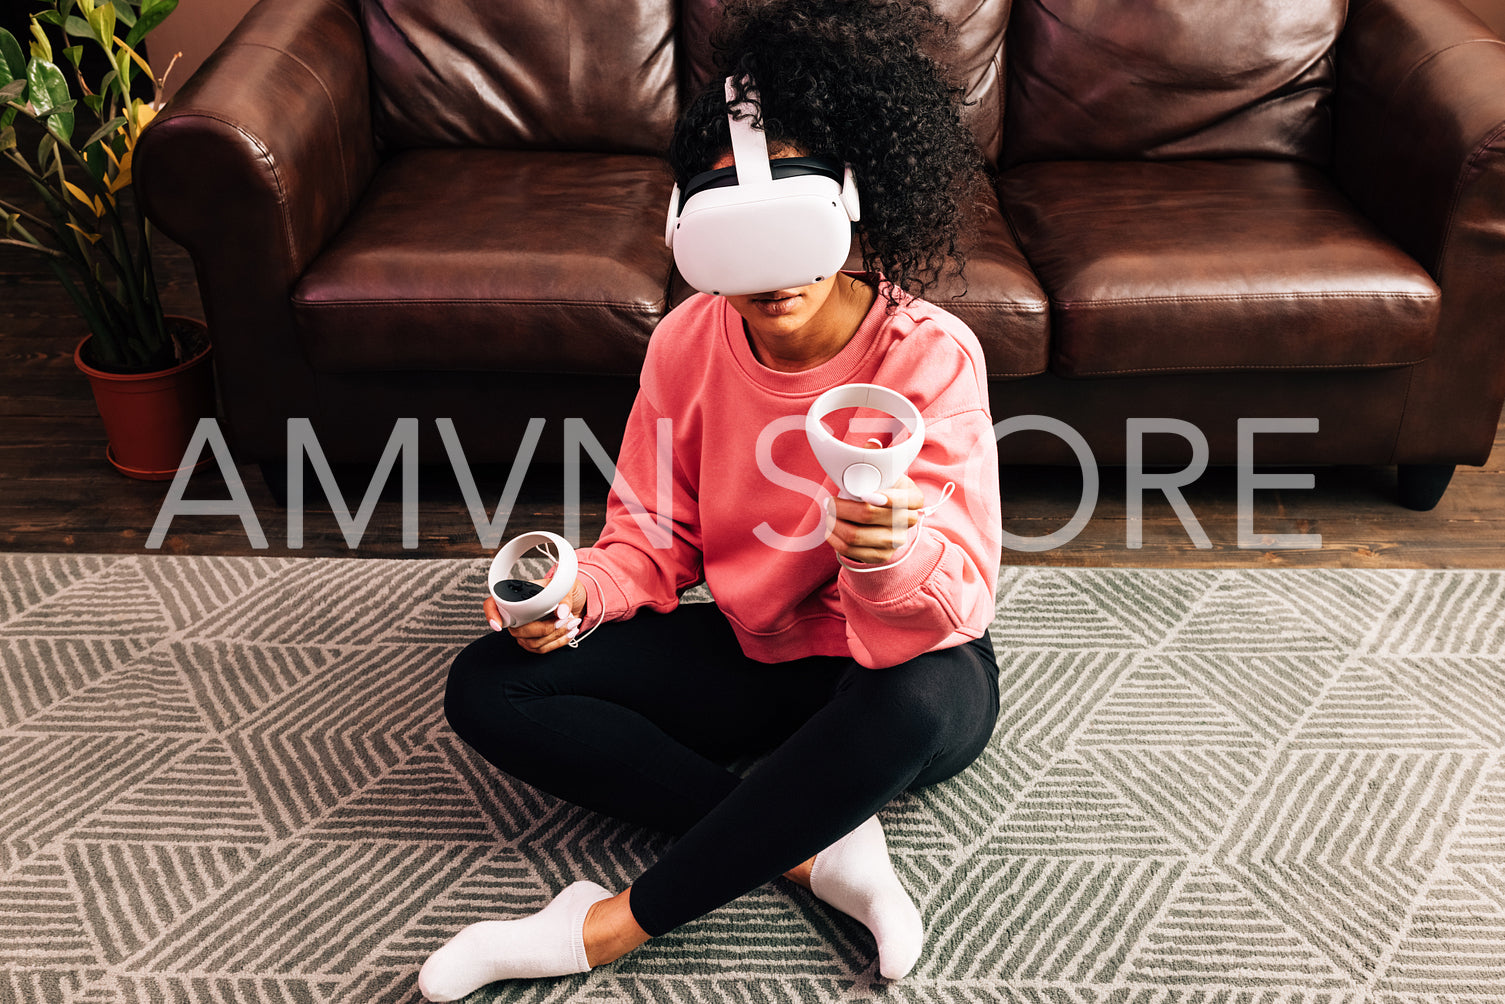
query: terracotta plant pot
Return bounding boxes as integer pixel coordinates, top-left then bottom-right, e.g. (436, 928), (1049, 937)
(73, 318), (216, 481)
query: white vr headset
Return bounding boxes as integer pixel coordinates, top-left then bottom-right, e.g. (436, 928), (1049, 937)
(665, 75), (861, 296)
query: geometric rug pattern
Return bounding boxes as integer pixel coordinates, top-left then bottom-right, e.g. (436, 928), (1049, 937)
(2, 554), (1503, 1003)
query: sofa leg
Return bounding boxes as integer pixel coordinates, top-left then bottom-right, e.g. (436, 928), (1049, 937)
(1397, 463), (1455, 511)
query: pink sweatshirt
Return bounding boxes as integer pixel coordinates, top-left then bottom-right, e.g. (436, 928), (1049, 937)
(574, 278), (1002, 669)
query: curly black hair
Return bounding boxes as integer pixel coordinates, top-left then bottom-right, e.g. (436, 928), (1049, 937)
(669, 0), (982, 306)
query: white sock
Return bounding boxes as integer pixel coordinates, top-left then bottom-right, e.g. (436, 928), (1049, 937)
(808, 815), (924, 979)
(417, 880), (613, 1001)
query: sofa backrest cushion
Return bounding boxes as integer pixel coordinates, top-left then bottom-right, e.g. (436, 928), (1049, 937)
(677, 0), (1012, 166)
(1002, 0), (1343, 167)
(361, 0), (680, 154)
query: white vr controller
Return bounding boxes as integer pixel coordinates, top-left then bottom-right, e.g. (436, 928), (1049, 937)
(486, 531), (577, 628)
(806, 383), (925, 500)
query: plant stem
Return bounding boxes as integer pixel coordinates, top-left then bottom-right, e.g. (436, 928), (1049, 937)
(138, 214), (171, 359)
(0, 236), (69, 258)
(0, 194), (64, 234)
(46, 257), (121, 369)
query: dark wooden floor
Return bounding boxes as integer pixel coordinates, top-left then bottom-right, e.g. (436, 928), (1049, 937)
(3, 163), (1502, 566)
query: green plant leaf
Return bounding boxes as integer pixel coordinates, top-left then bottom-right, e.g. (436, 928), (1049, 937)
(125, 0), (176, 49)
(0, 78), (26, 103)
(82, 113), (124, 150)
(26, 58), (66, 113)
(114, 47), (130, 90)
(86, 4), (116, 48)
(37, 131), (56, 171)
(109, 0), (138, 28)
(0, 28), (25, 83)
(63, 44), (83, 68)
(26, 59), (74, 142)
(29, 22), (53, 64)
(63, 16), (93, 39)
(83, 139), (108, 182)
(44, 115), (76, 146)
(141, 0), (178, 22)
(33, 12), (65, 28)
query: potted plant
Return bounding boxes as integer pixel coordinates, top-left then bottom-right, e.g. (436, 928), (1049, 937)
(1, 0), (213, 480)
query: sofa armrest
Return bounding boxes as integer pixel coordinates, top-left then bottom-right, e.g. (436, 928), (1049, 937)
(1334, 0), (1505, 464)
(134, 0), (378, 460)
(1336, 0), (1505, 273)
(136, 0), (376, 282)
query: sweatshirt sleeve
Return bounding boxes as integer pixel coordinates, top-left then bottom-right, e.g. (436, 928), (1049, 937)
(837, 408), (1002, 669)
(573, 391), (705, 629)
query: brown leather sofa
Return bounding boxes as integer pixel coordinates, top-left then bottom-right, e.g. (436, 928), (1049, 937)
(136, 0), (1505, 511)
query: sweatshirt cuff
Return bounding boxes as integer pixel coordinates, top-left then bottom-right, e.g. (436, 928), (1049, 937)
(573, 549), (629, 630)
(838, 528), (946, 601)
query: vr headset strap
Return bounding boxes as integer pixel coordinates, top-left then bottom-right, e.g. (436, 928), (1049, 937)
(725, 75), (773, 185)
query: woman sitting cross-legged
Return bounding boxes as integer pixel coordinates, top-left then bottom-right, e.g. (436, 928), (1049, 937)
(420, 1), (1002, 997)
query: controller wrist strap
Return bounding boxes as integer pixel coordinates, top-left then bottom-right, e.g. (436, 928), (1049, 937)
(567, 567), (607, 648)
(837, 481), (955, 574)
(533, 539), (605, 648)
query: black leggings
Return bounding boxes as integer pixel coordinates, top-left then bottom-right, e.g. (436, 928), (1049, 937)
(444, 602), (999, 937)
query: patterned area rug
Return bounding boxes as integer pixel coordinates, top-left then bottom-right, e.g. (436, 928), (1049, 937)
(2, 555), (1504, 1004)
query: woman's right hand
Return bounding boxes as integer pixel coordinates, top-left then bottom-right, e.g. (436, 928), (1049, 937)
(483, 578), (588, 655)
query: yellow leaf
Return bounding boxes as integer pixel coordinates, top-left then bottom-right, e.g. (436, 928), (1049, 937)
(67, 222), (102, 245)
(130, 99), (157, 133)
(118, 39), (153, 82)
(63, 180), (94, 208)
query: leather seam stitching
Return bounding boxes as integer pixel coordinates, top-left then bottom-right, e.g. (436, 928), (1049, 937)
(163, 109), (294, 265)
(1389, 37), (1505, 110)
(1439, 117), (1505, 269)
(1053, 291), (1438, 308)
(1387, 365), (1419, 466)
(948, 302), (1050, 313)
(292, 298), (663, 311)
(1060, 357), (1431, 376)
(233, 40), (353, 221)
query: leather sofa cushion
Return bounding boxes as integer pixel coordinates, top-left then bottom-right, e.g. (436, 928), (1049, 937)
(292, 149), (674, 375)
(1004, 0), (1341, 167)
(998, 159), (1442, 377)
(916, 184), (1050, 378)
(361, 0), (678, 155)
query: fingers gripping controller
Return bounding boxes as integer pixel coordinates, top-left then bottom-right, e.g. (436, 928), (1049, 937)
(487, 532), (578, 629)
(805, 384), (925, 501)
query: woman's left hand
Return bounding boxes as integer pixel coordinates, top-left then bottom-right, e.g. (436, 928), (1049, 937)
(824, 475), (924, 567)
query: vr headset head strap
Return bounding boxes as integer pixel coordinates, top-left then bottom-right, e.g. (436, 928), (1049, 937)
(725, 75), (773, 186)
(677, 157), (845, 214)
